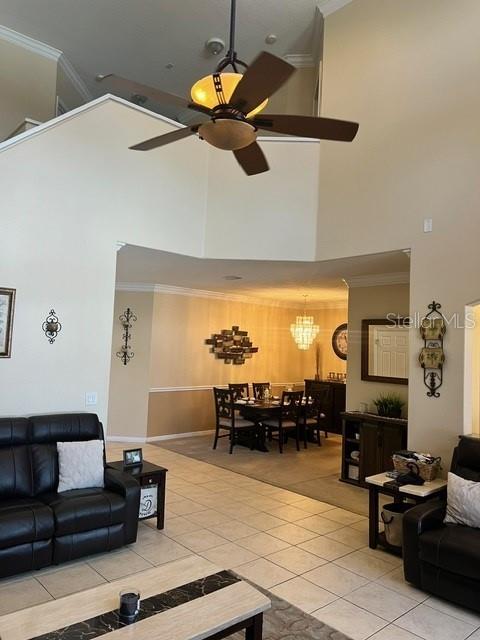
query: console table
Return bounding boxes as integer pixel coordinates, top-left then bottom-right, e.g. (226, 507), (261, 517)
(341, 412), (408, 487)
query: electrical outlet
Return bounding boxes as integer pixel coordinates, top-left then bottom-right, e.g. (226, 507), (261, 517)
(423, 218), (433, 233)
(85, 392), (98, 407)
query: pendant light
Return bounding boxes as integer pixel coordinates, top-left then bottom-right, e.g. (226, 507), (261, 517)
(290, 296), (319, 351)
(190, 0), (268, 118)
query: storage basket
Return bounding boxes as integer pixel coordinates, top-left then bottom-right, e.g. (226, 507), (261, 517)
(392, 454), (441, 481)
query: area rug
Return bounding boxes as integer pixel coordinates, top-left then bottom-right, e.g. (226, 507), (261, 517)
(230, 574), (350, 640)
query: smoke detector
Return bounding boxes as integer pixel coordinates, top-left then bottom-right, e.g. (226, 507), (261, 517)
(205, 37), (225, 56)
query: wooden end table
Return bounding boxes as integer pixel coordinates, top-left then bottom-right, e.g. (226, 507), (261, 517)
(108, 460), (167, 530)
(365, 472), (447, 555)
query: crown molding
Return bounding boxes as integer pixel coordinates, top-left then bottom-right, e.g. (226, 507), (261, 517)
(284, 53), (316, 69)
(317, 0), (353, 17)
(58, 54), (92, 102)
(0, 25), (62, 60)
(345, 272), (410, 288)
(115, 281), (347, 310)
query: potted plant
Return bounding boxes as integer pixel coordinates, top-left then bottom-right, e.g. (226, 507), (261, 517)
(374, 393), (405, 419)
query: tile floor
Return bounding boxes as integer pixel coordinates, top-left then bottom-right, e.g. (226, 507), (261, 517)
(1, 442), (479, 640)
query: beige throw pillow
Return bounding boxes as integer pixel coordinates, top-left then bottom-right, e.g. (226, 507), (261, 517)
(444, 472), (480, 528)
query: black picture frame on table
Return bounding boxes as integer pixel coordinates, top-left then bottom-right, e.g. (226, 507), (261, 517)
(123, 448), (143, 467)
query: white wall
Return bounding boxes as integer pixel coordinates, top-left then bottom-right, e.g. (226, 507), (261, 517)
(0, 97), (322, 429)
(318, 0), (480, 465)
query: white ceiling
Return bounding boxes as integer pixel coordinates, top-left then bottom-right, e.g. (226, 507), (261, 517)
(116, 245), (410, 305)
(0, 0), (320, 118)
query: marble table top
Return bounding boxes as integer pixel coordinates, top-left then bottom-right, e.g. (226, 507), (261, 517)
(365, 471), (447, 497)
(0, 556), (270, 640)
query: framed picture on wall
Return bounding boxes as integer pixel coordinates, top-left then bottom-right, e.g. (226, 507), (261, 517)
(0, 288), (16, 358)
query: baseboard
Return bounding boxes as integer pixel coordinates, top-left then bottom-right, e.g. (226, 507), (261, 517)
(106, 429), (214, 444)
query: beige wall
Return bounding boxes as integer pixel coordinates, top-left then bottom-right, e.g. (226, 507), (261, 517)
(107, 291), (154, 438)
(147, 292), (340, 437)
(0, 37), (57, 140)
(347, 284), (409, 415)
(318, 0), (480, 465)
(465, 305), (480, 436)
(107, 289), (346, 439)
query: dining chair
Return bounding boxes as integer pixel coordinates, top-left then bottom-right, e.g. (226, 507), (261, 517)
(228, 382), (250, 401)
(212, 388), (259, 454)
(262, 390), (303, 454)
(303, 387), (331, 448)
(252, 382), (271, 400)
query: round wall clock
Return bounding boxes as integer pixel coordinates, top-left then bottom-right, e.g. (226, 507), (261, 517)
(332, 323), (348, 360)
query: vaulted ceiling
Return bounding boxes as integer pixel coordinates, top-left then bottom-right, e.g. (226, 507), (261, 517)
(0, 0), (323, 119)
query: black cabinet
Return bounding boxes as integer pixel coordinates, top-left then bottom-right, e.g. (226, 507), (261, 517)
(341, 412), (408, 486)
(304, 380), (346, 435)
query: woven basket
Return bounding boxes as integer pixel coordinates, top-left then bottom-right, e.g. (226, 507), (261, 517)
(392, 454), (441, 481)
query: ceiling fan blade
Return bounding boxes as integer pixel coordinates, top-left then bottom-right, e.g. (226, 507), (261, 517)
(229, 52), (295, 114)
(251, 114), (359, 142)
(130, 126), (198, 151)
(96, 74), (212, 116)
(233, 142), (269, 176)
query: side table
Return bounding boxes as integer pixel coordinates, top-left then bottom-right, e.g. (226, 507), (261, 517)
(365, 472), (447, 555)
(108, 460), (168, 530)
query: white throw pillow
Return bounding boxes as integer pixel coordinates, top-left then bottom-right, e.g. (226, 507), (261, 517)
(444, 471), (480, 528)
(57, 440), (105, 492)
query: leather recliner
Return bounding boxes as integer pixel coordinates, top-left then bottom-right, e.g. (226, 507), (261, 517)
(403, 436), (480, 612)
(0, 413), (140, 579)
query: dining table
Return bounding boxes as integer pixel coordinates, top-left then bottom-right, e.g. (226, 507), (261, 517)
(234, 397), (315, 452)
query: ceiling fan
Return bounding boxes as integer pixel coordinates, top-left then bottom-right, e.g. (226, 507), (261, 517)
(96, 0), (359, 176)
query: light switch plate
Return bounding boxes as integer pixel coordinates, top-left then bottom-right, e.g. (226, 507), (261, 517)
(423, 218), (433, 233)
(85, 392), (98, 407)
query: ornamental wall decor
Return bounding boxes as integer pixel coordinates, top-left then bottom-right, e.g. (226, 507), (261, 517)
(419, 301), (446, 398)
(205, 325), (258, 365)
(42, 309), (62, 344)
(116, 307), (137, 365)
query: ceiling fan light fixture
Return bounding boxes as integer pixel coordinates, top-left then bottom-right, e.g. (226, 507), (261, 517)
(190, 73), (267, 117)
(198, 119), (256, 151)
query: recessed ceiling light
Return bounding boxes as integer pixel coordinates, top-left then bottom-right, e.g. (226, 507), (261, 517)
(223, 275), (243, 280)
(265, 34), (277, 45)
(165, 62), (174, 69)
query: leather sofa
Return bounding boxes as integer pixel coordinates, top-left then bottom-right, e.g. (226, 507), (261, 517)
(403, 436), (480, 612)
(0, 413), (140, 579)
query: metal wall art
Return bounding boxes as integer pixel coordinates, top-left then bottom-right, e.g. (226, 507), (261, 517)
(42, 309), (62, 344)
(116, 307), (137, 365)
(419, 301), (446, 397)
(205, 325), (258, 365)
(0, 288), (16, 358)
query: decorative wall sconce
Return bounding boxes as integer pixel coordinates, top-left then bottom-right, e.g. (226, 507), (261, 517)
(116, 308), (137, 365)
(42, 309), (62, 344)
(205, 325), (258, 365)
(419, 301), (446, 398)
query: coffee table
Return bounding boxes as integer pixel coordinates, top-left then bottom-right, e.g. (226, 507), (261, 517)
(0, 556), (270, 640)
(366, 472), (447, 555)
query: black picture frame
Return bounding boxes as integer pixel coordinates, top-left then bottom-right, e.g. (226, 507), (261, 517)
(0, 288), (16, 358)
(332, 323), (348, 361)
(123, 448), (143, 467)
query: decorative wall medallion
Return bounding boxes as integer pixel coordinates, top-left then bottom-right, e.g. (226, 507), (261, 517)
(42, 309), (62, 344)
(332, 323), (348, 360)
(0, 287), (16, 357)
(205, 325), (258, 365)
(116, 307), (137, 365)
